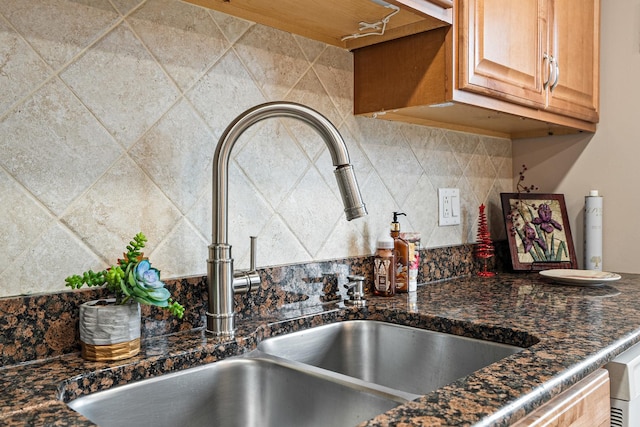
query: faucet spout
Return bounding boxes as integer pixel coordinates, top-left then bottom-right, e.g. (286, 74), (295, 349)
(207, 102), (367, 337)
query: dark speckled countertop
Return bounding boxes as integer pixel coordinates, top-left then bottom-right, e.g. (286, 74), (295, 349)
(2, 264), (639, 426)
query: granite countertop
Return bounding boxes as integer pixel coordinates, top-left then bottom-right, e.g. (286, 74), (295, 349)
(2, 271), (639, 426)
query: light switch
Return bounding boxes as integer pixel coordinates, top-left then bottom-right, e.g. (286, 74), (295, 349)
(439, 188), (461, 226)
(451, 195), (459, 218)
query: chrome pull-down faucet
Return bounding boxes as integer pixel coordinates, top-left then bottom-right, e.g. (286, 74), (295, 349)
(207, 102), (368, 337)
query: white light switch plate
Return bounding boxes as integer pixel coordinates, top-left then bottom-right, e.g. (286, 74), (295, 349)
(439, 188), (460, 226)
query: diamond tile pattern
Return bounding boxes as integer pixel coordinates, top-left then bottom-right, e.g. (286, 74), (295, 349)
(60, 22), (180, 147)
(0, 78), (122, 215)
(0, 0), (120, 71)
(0, 0), (512, 297)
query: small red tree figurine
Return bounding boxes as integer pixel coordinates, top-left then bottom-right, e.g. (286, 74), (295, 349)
(474, 204), (495, 277)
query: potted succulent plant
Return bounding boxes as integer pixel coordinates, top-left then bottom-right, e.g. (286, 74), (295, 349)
(66, 232), (184, 361)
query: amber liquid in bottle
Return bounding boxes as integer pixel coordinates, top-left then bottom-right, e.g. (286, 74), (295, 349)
(391, 213), (410, 293)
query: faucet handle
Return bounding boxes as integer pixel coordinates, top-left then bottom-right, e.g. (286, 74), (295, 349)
(344, 275), (366, 307)
(233, 236), (260, 294)
(249, 236), (257, 271)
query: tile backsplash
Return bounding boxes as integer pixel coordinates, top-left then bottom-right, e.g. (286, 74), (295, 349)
(0, 0), (512, 298)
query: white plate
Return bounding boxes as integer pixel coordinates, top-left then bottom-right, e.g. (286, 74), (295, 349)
(539, 269), (621, 286)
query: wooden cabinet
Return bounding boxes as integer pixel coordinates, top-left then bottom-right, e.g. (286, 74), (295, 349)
(181, 0), (453, 50)
(354, 0), (600, 138)
(513, 369), (610, 426)
(458, 0), (548, 110)
(459, 0), (599, 123)
(545, 0), (599, 122)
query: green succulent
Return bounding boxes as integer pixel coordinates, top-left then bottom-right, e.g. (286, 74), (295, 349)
(66, 232), (184, 319)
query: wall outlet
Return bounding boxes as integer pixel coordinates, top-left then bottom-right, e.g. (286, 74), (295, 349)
(439, 188), (460, 226)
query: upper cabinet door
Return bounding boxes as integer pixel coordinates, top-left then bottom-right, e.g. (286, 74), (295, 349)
(458, 0), (547, 109)
(546, 0), (600, 122)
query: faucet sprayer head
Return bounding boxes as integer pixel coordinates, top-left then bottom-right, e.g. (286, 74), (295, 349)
(334, 164), (367, 220)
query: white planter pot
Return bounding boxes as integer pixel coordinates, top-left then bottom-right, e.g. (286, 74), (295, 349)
(79, 299), (141, 361)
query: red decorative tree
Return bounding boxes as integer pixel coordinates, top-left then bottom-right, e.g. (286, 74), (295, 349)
(474, 204), (495, 277)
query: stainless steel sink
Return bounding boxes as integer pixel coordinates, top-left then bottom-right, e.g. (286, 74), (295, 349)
(67, 320), (525, 426)
(257, 320), (524, 395)
(68, 357), (400, 427)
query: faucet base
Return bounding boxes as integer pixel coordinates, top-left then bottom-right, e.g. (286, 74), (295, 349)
(206, 311), (236, 337)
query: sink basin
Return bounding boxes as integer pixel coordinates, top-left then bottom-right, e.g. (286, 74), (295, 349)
(68, 320), (526, 426)
(68, 357), (400, 427)
(258, 320), (524, 395)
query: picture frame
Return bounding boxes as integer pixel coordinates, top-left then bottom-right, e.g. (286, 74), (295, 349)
(500, 193), (578, 271)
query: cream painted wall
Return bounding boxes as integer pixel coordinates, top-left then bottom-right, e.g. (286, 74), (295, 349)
(513, 1), (640, 273)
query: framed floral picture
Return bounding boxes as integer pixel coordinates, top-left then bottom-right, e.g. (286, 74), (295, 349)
(500, 193), (578, 271)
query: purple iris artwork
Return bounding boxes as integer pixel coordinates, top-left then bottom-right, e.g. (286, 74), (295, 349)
(532, 204), (562, 233)
(508, 198), (569, 263)
(502, 170), (577, 270)
(523, 223), (546, 253)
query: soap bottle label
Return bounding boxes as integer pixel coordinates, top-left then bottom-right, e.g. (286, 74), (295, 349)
(373, 256), (395, 296)
(401, 232), (421, 293)
(392, 236), (409, 293)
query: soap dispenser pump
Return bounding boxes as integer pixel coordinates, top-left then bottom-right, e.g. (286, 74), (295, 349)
(391, 212), (410, 293)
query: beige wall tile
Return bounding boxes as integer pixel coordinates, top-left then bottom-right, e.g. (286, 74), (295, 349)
(209, 10), (253, 44)
(150, 219), (208, 278)
(0, 169), (53, 277)
(312, 45), (354, 120)
(233, 25), (309, 100)
(127, 0), (230, 91)
(61, 156), (182, 261)
(279, 166), (343, 256)
(234, 120), (309, 209)
(0, 223), (105, 296)
(0, 1), (512, 297)
(0, 78), (122, 215)
(186, 49), (266, 137)
(0, 17), (51, 116)
(60, 22), (179, 147)
(0, 0), (120, 70)
(129, 98), (215, 213)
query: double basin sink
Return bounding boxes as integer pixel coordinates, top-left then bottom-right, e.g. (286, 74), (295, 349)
(68, 320), (524, 427)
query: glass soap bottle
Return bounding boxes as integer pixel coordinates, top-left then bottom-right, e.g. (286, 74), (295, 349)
(373, 234), (396, 297)
(400, 231), (421, 292)
(390, 212), (410, 293)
